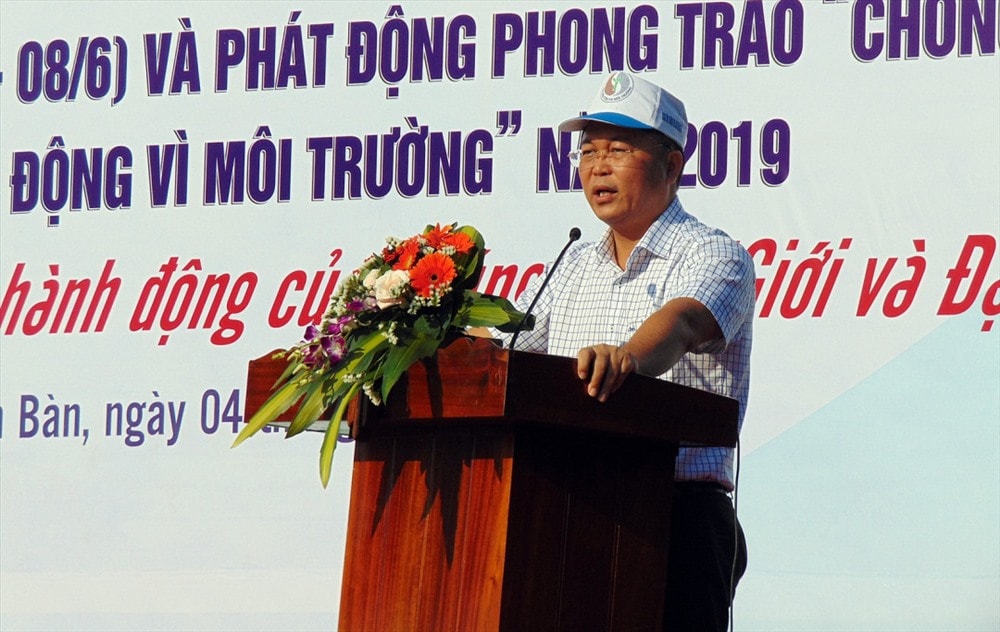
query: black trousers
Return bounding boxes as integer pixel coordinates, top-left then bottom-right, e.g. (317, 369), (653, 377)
(664, 482), (747, 631)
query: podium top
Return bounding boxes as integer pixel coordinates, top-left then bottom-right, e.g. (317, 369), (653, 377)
(247, 336), (738, 448)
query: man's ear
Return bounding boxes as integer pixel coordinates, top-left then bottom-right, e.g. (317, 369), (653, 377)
(664, 149), (685, 186)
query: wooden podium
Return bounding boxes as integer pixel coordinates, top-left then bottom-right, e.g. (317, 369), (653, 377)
(246, 336), (737, 631)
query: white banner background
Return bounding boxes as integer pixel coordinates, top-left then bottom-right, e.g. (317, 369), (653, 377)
(1, 1), (998, 630)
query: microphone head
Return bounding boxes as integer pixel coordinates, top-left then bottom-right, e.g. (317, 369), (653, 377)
(569, 227), (582, 241)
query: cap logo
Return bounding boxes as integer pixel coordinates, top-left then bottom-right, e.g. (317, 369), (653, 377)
(600, 72), (634, 103)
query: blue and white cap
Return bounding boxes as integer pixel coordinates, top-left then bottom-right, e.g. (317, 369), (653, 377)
(558, 71), (688, 149)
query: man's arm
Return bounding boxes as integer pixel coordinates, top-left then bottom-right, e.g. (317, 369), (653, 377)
(576, 297), (722, 402)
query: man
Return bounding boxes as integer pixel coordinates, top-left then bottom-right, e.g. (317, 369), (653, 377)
(503, 71), (755, 630)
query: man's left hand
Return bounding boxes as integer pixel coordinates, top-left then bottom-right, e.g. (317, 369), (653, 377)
(576, 344), (639, 403)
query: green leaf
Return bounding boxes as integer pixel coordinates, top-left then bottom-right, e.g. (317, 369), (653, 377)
(494, 312), (533, 333)
(319, 381), (360, 488)
(337, 332), (390, 378)
(379, 331), (442, 401)
(285, 378), (329, 438)
(231, 378), (306, 448)
(456, 296), (512, 327)
(454, 225), (486, 288)
(346, 350), (384, 383)
(272, 351), (301, 385)
(414, 312), (447, 338)
(455, 291), (533, 332)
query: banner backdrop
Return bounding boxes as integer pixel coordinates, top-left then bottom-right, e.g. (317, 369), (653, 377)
(1, 1), (997, 630)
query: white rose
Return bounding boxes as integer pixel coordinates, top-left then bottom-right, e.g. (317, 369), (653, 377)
(362, 268), (380, 289)
(373, 269), (410, 309)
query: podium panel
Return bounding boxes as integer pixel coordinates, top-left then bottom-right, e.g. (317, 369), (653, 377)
(246, 337), (737, 631)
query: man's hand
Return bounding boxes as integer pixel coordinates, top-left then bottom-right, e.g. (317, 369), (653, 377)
(575, 298), (723, 403)
(577, 344), (639, 403)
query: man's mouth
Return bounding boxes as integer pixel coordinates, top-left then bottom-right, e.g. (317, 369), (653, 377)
(592, 185), (617, 199)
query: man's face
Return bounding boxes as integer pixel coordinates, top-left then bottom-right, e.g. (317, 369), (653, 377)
(578, 123), (675, 239)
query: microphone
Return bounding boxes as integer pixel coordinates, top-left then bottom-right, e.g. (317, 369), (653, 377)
(508, 227), (582, 351)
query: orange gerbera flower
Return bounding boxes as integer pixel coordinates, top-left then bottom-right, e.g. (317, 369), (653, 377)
(387, 238), (421, 271)
(443, 230), (475, 254)
(425, 224), (475, 254)
(409, 251), (457, 297)
(423, 224), (451, 249)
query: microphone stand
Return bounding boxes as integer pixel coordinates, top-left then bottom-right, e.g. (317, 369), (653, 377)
(508, 227), (582, 352)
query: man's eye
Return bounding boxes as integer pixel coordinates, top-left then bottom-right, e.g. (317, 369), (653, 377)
(609, 147), (631, 155)
(580, 149), (597, 158)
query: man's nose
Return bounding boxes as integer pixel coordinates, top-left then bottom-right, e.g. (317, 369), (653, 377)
(590, 154), (614, 174)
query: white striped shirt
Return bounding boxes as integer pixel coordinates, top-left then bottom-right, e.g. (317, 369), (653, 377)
(505, 198), (755, 489)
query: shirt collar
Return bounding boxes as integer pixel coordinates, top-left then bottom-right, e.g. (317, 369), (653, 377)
(593, 197), (687, 267)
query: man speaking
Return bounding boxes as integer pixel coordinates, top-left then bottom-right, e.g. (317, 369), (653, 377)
(503, 71), (755, 630)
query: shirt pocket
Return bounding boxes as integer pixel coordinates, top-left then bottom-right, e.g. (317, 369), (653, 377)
(628, 281), (665, 321)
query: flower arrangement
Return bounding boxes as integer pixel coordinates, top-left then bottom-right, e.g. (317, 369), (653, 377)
(233, 223), (530, 486)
